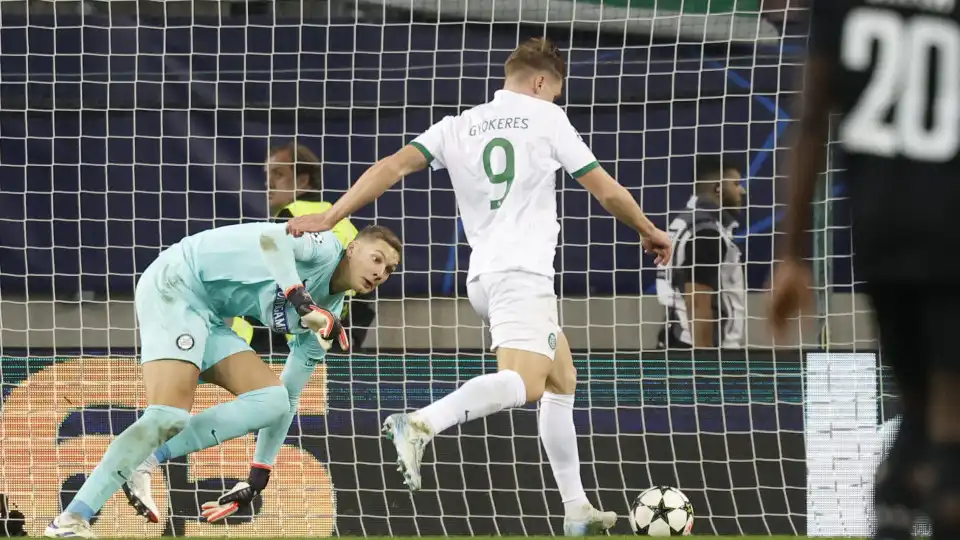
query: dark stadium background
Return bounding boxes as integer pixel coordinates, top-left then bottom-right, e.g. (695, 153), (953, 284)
(0, 13), (847, 300)
(0, 5), (877, 537)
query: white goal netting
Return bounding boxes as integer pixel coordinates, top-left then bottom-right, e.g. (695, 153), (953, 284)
(0, 0), (887, 537)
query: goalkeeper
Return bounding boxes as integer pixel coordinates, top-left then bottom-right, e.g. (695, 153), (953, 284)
(46, 222), (401, 538)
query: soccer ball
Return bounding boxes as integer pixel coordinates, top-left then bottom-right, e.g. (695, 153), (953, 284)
(628, 486), (694, 536)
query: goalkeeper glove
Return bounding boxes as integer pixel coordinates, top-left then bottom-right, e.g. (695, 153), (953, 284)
(285, 284), (349, 351)
(200, 464), (272, 523)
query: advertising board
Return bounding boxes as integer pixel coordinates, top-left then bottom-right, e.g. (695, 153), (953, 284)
(1, 351), (805, 536)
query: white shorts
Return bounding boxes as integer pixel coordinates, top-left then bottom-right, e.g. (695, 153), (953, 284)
(467, 271), (560, 360)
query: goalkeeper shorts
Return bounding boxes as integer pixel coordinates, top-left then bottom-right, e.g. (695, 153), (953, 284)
(135, 249), (252, 372)
(467, 270), (560, 361)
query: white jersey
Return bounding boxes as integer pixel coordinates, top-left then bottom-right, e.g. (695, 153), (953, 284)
(411, 89), (598, 281)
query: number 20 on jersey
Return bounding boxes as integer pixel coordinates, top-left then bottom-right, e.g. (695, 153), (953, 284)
(840, 7), (960, 162)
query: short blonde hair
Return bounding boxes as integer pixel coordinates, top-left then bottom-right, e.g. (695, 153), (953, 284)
(356, 225), (402, 264)
(505, 37), (566, 80)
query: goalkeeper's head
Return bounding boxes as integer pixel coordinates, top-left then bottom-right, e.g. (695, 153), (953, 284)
(503, 37), (566, 103)
(336, 225), (403, 295)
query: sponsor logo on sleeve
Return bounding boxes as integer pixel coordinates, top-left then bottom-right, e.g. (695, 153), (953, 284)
(271, 286), (290, 333)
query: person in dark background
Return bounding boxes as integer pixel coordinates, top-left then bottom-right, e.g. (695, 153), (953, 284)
(229, 142), (377, 353)
(656, 156), (747, 349)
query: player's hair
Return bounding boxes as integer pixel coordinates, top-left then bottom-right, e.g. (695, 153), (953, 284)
(504, 37), (566, 81)
(356, 225), (403, 263)
(695, 155), (743, 188)
(270, 142), (322, 189)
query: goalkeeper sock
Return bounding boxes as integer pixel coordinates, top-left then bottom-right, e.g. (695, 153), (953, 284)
(138, 452), (161, 474)
(65, 405), (189, 521)
(539, 392), (590, 513)
(415, 370), (526, 434)
(154, 386), (290, 462)
(254, 354), (314, 466)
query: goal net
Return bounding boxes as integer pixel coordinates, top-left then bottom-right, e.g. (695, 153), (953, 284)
(0, 0), (889, 537)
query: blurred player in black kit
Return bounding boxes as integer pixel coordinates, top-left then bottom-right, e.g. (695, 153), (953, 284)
(769, 0), (960, 539)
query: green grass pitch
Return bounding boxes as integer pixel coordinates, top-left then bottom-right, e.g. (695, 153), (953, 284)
(101, 534), (864, 540)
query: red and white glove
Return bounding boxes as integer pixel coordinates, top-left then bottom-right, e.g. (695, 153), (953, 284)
(285, 284), (349, 352)
(201, 464), (271, 523)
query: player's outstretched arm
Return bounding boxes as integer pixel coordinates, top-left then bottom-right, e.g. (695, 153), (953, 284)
(286, 145), (428, 237)
(259, 224), (306, 291)
(768, 27), (835, 335)
(575, 166), (672, 266)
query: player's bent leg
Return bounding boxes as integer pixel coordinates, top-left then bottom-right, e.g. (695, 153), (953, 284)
(874, 412), (927, 540)
(384, 272), (555, 491)
(47, 360), (198, 537)
(540, 333), (617, 536)
(383, 347), (545, 491)
(865, 282), (929, 540)
(928, 372), (960, 540)
(203, 351), (317, 523)
(915, 284), (960, 540)
(125, 348), (288, 524)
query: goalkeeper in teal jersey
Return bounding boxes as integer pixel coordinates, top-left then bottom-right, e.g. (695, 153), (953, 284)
(46, 222), (401, 539)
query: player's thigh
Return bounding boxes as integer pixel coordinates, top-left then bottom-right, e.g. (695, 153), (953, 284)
(917, 282), (960, 372)
(202, 350), (282, 397)
(482, 272), (560, 401)
(484, 272), (560, 359)
(141, 360), (201, 410)
(200, 326), (282, 396)
(544, 332), (577, 395)
(916, 282), (960, 440)
(136, 263), (210, 409)
(866, 281), (929, 407)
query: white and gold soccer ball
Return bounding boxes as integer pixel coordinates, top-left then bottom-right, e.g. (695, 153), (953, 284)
(628, 486), (694, 536)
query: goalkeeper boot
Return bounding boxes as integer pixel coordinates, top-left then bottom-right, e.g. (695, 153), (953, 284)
(44, 513), (95, 539)
(201, 464), (272, 523)
(121, 459), (160, 523)
(562, 503), (618, 536)
(382, 413), (432, 491)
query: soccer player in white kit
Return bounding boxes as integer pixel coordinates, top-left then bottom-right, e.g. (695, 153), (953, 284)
(287, 37), (672, 535)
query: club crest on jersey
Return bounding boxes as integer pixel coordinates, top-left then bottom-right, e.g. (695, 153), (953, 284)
(176, 334), (195, 351)
(547, 333), (557, 350)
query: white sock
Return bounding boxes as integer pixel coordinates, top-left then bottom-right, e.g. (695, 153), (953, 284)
(138, 452), (160, 473)
(415, 370), (527, 434)
(539, 391), (589, 514)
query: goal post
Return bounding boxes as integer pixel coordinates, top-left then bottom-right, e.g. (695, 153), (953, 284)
(0, 0), (888, 537)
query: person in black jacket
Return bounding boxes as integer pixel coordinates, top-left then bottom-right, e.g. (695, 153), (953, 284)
(656, 156), (746, 349)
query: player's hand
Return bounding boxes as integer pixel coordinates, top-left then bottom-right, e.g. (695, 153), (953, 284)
(641, 228), (672, 266)
(767, 258), (814, 340)
(285, 285), (350, 351)
(200, 464), (271, 523)
(286, 213), (336, 238)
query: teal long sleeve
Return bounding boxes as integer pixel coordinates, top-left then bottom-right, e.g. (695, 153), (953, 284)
(258, 225), (303, 292)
